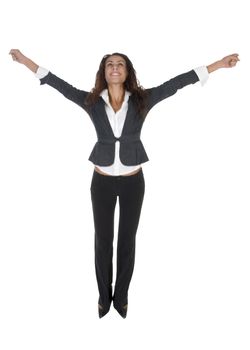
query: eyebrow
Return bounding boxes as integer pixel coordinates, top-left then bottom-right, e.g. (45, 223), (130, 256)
(105, 60), (126, 64)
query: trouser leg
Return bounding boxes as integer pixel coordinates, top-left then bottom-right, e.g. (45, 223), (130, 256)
(113, 170), (145, 313)
(90, 171), (117, 314)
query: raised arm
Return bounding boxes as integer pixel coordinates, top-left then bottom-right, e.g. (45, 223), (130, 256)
(207, 53), (240, 73)
(9, 49), (39, 73)
(9, 49), (90, 112)
(146, 53), (240, 112)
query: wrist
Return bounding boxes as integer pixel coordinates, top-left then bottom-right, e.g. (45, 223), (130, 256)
(23, 57), (39, 73)
(207, 60), (223, 73)
(22, 56), (29, 65)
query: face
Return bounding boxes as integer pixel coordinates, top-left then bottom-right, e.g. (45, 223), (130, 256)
(104, 55), (128, 86)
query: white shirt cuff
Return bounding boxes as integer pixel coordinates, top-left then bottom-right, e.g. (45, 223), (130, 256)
(194, 66), (209, 86)
(35, 66), (49, 79)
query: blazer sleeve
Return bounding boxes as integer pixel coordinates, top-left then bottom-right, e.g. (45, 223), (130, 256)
(40, 72), (90, 113)
(146, 69), (199, 111)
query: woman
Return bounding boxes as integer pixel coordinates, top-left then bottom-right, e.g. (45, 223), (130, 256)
(9, 49), (239, 318)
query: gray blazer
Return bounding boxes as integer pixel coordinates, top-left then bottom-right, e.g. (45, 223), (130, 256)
(40, 70), (199, 166)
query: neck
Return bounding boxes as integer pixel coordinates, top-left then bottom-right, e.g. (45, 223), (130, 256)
(107, 84), (125, 112)
(108, 84), (125, 102)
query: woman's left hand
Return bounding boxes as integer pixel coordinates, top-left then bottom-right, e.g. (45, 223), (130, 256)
(221, 53), (240, 68)
(207, 53), (240, 73)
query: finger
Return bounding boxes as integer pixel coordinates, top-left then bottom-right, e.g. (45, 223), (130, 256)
(231, 53), (240, 60)
(226, 53), (239, 60)
(11, 54), (17, 61)
(229, 59), (238, 67)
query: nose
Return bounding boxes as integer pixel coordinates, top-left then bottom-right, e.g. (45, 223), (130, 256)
(112, 64), (118, 71)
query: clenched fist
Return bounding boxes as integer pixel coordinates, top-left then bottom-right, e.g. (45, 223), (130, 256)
(9, 49), (39, 73)
(9, 49), (27, 64)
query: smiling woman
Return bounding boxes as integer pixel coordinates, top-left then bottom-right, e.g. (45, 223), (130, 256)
(9, 48), (239, 319)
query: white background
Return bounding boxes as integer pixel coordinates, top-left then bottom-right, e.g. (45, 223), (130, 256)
(1, 0), (249, 349)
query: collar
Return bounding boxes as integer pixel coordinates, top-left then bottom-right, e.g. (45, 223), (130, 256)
(100, 89), (131, 105)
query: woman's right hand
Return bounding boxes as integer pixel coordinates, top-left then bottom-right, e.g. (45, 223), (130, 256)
(9, 49), (39, 73)
(9, 49), (27, 64)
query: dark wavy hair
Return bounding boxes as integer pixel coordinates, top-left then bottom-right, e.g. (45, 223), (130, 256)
(85, 53), (148, 117)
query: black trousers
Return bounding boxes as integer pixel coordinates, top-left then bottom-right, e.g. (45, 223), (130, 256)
(90, 168), (145, 316)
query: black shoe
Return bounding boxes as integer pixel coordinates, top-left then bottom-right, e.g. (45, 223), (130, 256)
(98, 303), (105, 318)
(114, 304), (128, 319)
(98, 303), (110, 318)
